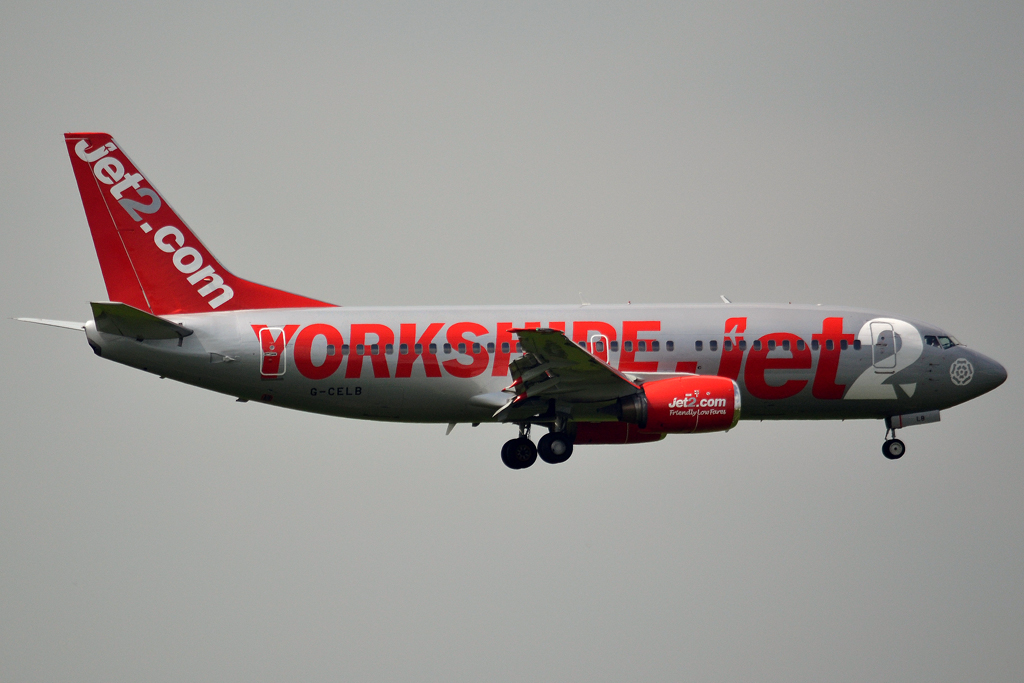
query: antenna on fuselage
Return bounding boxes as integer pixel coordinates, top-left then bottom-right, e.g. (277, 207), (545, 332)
(720, 295), (732, 304)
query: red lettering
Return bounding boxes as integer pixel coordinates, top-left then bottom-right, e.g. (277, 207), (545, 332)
(719, 317), (747, 379)
(548, 321), (565, 333)
(619, 320), (661, 372)
(443, 322), (490, 378)
(811, 317), (855, 399)
(345, 323), (394, 378)
(251, 324), (299, 378)
(675, 361), (698, 373)
(572, 321), (617, 362)
(396, 322), (444, 378)
(294, 324), (344, 380)
(492, 323), (515, 376)
(743, 332), (811, 400)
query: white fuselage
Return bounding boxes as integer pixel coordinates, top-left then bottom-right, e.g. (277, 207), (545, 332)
(84, 302), (1007, 425)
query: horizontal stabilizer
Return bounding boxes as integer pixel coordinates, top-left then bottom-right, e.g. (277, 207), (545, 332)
(15, 318), (86, 331)
(91, 301), (193, 341)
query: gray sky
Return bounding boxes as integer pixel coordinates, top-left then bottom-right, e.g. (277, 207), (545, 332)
(2, 2), (1023, 681)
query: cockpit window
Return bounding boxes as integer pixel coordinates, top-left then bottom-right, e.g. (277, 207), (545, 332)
(924, 335), (961, 350)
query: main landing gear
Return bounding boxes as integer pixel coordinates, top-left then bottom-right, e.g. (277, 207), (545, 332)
(501, 425), (574, 470)
(882, 420), (906, 460)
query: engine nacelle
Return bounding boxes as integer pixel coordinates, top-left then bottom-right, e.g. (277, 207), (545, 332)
(638, 375), (741, 434)
(572, 422), (666, 445)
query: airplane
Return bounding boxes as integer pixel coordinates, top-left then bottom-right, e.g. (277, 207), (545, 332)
(18, 132), (1008, 469)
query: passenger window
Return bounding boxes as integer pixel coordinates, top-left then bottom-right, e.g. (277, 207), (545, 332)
(501, 342), (510, 353)
(782, 340), (790, 351)
(428, 343), (437, 354)
(371, 344), (380, 356)
(578, 340), (586, 347)
(826, 340), (834, 351)
(666, 341), (674, 352)
(753, 340), (761, 351)
(811, 340), (819, 351)
(342, 344), (350, 355)
(853, 340), (861, 350)
(638, 341), (646, 352)
(458, 343), (467, 354)
(610, 341), (619, 352)
(399, 343), (409, 355)
(473, 343), (481, 354)
(768, 340), (776, 351)
(487, 342), (494, 353)
(386, 344), (394, 355)
(595, 341), (605, 352)
(414, 343), (423, 354)
(356, 344), (364, 355)
(443, 343), (452, 354)
(709, 340), (718, 352)
(652, 340), (660, 352)
(326, 344), (335, 356)
(840, 340), (848, 350)
(796, 340), (805, 351)
(739, 340), (747, 350)
(624, 341), (633, 352)
(695, 340), (703, 352)
(515, 342), (522, 353)
(724, 340), (732, 351)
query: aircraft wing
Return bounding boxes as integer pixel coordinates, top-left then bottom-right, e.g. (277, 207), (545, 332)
(497, 328), (641, 416)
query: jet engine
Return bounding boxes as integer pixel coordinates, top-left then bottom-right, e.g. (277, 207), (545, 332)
(616, 375), (741, 434)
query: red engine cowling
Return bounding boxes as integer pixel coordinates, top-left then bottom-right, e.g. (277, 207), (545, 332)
(573, 422), (666, 445)
(640, 375), (740, 434)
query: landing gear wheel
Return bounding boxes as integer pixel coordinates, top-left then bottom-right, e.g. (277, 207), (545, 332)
(882, 439), (906, 460)
(501, 439), (515, 468)
(538, 433), (574, 464)
(501, 437), (537, 469)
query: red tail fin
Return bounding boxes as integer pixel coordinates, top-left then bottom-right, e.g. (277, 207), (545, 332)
(65, 133), (335, 315)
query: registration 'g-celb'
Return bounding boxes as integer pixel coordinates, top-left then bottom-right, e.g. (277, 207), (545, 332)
(20, 133), (1008, 468)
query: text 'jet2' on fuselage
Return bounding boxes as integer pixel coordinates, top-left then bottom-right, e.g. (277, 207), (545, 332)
(17, 133), (1008, 469)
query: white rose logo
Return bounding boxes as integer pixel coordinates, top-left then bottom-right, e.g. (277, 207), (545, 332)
(950, 358), (974, 386)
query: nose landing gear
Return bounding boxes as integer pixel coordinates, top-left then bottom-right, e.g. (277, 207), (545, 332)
(882, 418), (905, 460)
(882, 438), (906, 459)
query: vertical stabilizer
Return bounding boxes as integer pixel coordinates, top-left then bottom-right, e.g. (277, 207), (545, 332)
(65, 133), (336, 315)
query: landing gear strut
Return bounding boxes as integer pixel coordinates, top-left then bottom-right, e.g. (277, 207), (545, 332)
(882, 419), (906, 460)
(501, 424), (537, 470)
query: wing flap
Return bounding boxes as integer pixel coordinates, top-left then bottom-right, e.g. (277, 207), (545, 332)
(505, 328), (640, 405)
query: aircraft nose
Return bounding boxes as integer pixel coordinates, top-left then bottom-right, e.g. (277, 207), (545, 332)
(969, 351), (1008, 396)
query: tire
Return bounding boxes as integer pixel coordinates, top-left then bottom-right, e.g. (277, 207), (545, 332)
(502, 437), (537, 469)
(500, 439), (520, 469)
(883, 438), (906, 460)
(538, 433), (574, 464)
